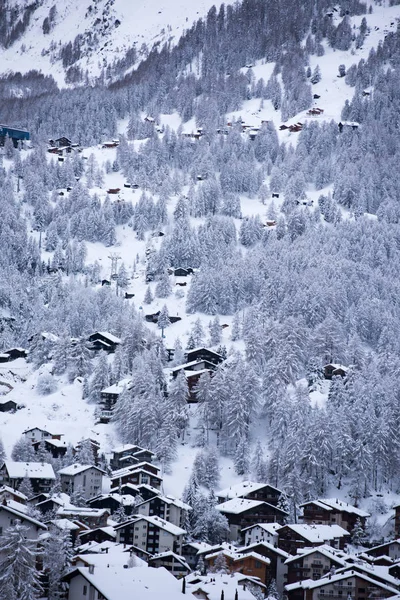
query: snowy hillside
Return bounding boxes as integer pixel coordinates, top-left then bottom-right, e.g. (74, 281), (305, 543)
(0, 0), (225, 85)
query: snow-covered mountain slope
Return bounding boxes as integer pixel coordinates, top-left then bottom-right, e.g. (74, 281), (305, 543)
(0, 0), (224, 86)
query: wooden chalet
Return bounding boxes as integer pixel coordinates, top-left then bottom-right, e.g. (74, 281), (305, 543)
(145, 311), (182, 324)
(108, 482), (160, 501)
(32, 438), (67, 459)
(205, 548), (271, 586)
(87, 493), (137, 516)
(0, 348), (27, 361)
(216, 498), (289, 542)
(0, 461), (55, 494)
(185, 347), (224, 366)
(99, 378), (132, 423)
(238, 541), (289, 594)
(276, 524), (350, 555)
(110, 464), (162, 491)
(323, 364), (348, 380)
(285, 545), (347, 585)
(148, 551), (191, 577)
(285, 570), (398, 600)
(364, 539), (400, 561)
(0, 399), (17, 412)
(217, 481), (283, 506)
(300, 498), (369, 532)
(110, 444), (155, 471)
(78, 526), (117, 545)
(87, 331), (121, 353)
(56, 506), (109, 529)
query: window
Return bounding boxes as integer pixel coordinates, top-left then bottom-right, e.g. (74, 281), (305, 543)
(255, 561), (262, 569)
(83, 585), (87, 596)
(0, 527), (2, 535)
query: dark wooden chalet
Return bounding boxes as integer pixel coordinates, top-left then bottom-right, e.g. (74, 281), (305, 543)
(185, 347), (224, 366)
(110, 445), (155, 471)
(2, 348), (27, 360)
(205, 550), (271, 586)
(217, 481), (283, 506)
(73, 438), (101, 464)
(101, 279), (111, 286)
(55, 137), (72, 147)
(78, 527), (117, 545)
(110, 466), (162, 491)
(0, 399), (17, 412)
(173, 268), (193, 277)
(217, 499), (289, 542)
(300, 498), (369, 532)
(109, 483), (160, 501)
(145, 311), (182, 324)
(149, 552), (191, 577)
(239, 541), (289, 592)
(87, 494), (136, 516)
(32, 439), (67, 459)
(323, 364), (348, 380)
(87, 331), (121, 353)
(285, 571), (398, 600)
(365, 540), (400, 561)
(277, 524), (350, 555)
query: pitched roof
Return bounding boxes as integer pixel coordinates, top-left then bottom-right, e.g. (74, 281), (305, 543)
(277, 524), (350, 542)
(285, 571), (399, 594)
(0, 503), (47, 529)
(241, 522), (281, 535)
(2, 461), (55, 480)
(284, 544), (348, 565)
(136, 494), (191, 511)
(301, 498), (370, 518)
(101, 379), (132, 395)
(115, 515), (186, 536)
(58, 463), (106, 476)
(217, 498), (288, 515)
(66, 565), (187, 600)
(237, 540), (289, 558)
(217, 480), (282, 499)
(95, 331), (121, 344)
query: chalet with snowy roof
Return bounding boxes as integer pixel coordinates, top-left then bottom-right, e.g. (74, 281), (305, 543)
(149, 551), (192, 577)
(300, 498), (370, 532)
(285, 545), (348, 585)
(216, 498), (289, 542)
(32, 438), (67, 459)
(0, 461), (55, 494)
(99, 378), (132, 423)
(78, 525), (117, 545)
(285, 570), (399, 600)
(332, 563), (400, 591)
(58, 464), (105, 500)
(365, 540), (400, 561)
(0, 347), (27, 361)
(136, 494), (191, 528)
(35, 492), (72, 515)
(205, 548), (271, 585)
(0, 485), (27, 505)
(242, 522), (281, 546)
(57, 506), (109, 529)
(110, 463), (162, 490)
(87, 493), (138, 516)
(23, 426), (63, 444)
(64, 564), (188, 600)
(181, 541), (213, 570)
(145, 311), (182, 324)
(277, 524), (350, 555)
(185, 572), (266, 600)
(74, 438), (101, 464)
(0, 503), (47, 539)
(217, 481), (283, 506)
(323, 364), (349, 380)
(50, 518), (81, 544)
(0, 399), (17, 412)
(87, 331), (121, 353)
(108, 482), (160, 501)
(238, 541), (289, 594)
(109, 444), (155, 471)
(115, 515), (186, 555)
(185, 347), (224, 366)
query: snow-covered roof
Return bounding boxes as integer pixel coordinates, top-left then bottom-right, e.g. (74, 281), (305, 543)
(317, 498), (370, 518)
(68, 565), (186, 600)
(95, 331), (121, 344)
(23, 426), (58, 435)
(115, 515), (186, 536)
(58, 463), (105, 476)
(75, 549), (147, 569)
(170, 359), (211, 373)
(111, 463), (161, 480)
(206, 548), (271, 565)
(186, 347), (223, 357)
(37, 492), (72, 508)
(186, 572), (261, 600)
(241, 522), (281, 534)
(3, 461), (55, 480)
(278, 524), (350, 542)
(236, 540), (289, 558)
(0, 503), (47, 529)
(51, 518), (81, 531)
(111, 443), (152, 454)
(57, 507), (109, 518)
(90, 493), (138, 507)
(216, 498), (265, 514)
(137, 494), (191, 511)
(44, 439), (67, 448)
(101, 378), (132, 395)
(0, 485), (28, 500)
(217, 480), (282, 499)
(285, 544), (348, 565)
(333, 563), (400, 587)
(150, 551), (191, 570)
(285, 570), (399, 594)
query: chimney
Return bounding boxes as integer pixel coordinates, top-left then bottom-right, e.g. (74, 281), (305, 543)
(88, 565), (94, 574)
(181, 578), (186, 594)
